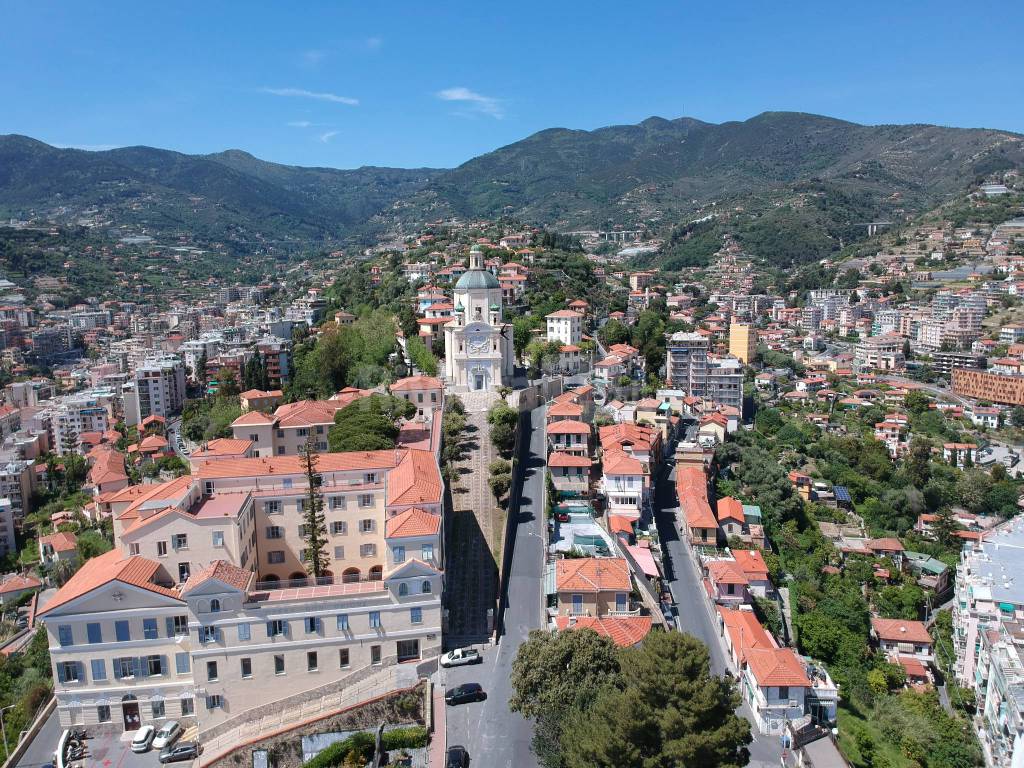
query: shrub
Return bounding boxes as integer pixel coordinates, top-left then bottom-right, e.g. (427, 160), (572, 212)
(489, 459), (512, 476)
(381, 726), (428, 750)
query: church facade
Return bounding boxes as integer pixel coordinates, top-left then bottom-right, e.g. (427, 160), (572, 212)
(443, 245), (515, 391)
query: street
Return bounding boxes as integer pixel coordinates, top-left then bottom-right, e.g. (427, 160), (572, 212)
(14, 709), (58, 768)
(441, 405), (546, 768)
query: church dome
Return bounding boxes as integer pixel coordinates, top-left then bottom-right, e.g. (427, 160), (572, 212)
(455, 268), (500, 290)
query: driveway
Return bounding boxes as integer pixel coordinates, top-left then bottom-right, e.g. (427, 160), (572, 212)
(15, 715), (194, 768)
(441, 405), (545, 768)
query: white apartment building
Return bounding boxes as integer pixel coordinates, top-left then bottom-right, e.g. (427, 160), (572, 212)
(0, 459), (36, 521)
(125, 356), (187, 425)
(545, 310), (583, 346)
(33, 392), (113, 455)
(0, 499), (14, 556)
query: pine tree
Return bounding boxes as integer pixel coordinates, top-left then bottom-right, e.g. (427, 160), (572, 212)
(300, 437), (329, 579)
(196, 350), (209, 389)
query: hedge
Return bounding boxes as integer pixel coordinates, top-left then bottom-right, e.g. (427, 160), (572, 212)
(303, 726), (428, 768)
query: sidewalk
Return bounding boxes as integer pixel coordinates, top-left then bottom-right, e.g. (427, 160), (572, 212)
(426, 686), (446, 768)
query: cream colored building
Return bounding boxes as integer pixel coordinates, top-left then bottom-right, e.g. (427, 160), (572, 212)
(442, 245), (515, 392)
(728, 323), (757, 364)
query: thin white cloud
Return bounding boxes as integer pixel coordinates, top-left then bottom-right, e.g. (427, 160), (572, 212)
(319, 130), (339, 143)
(365, 36), (382, 50)
(436, 86), (504, 119)
(261, 87), (359, 106)
(287, 120), (312, 128)
(53, 143), (121, 151)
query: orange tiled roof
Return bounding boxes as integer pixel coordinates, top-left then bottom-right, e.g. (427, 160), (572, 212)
(40, 531), (77, 552)
(871, 618), (932, 644)
(231, 410), (276, 426)
(547, 419), (590, 435)
(386, 450), (443, 507)
(718, 606), (774, 662)
(195, 450), (404, 479)
(39, 550), (179, 616)
(707, 559), (749, 586)
(717, 496), (744, 523)
(555, 557), (631, 593)
(88, 447), (128, 486)
(554, 615), (653, 646)
(191, 438), (254, 457)
(603, 450), (645, 475)
(390, 376), (443, 392)
(385, 507), (441, 538)
(745, 647), (811, 688)
(732, 549), (770, 579)
(0, 573), (41, 594)
(548, 451), (591, 468)
(182, 560), (253, 594)
(548, 401), (584, 417)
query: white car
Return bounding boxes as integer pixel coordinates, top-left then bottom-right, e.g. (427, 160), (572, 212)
(440, 647), (483, 668)
(152, 721), (182, 750)
(131, 725), (156, 753)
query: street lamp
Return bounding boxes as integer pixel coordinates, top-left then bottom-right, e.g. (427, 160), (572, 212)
(0, 703), (16, 761)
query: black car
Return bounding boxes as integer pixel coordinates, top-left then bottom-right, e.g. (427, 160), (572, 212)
(158, 742), (200, 763)
(445, 683), (485, 705)
(445, 745), (469, 768)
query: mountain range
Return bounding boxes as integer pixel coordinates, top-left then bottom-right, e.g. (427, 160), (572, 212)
(1, 111), (1022, 265)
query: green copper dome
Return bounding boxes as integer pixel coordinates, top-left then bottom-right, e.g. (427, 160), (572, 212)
(455, 269), (500, 290)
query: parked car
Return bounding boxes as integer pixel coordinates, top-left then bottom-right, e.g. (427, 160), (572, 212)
(554, 511), (570, 523)
(445, 745), (469, 768)
(152, 721), (182, 749)
(158, 742), (200, 764)
(131, 725), (156, 753)
(440, 647), (482, 668)
(445, 683), (485, 706)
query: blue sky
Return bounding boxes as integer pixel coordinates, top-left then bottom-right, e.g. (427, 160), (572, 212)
(1, 1), (1021, 169)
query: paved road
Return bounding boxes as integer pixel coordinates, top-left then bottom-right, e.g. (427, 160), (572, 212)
(14, 709), (58, 768)
(442, 405), (545, 768)
(653, 445), (783, 768)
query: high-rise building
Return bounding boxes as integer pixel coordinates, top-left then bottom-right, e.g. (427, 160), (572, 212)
(728, 323), (757, 364)
(665, 332), (709, 396)
(125, 356), (186, 425)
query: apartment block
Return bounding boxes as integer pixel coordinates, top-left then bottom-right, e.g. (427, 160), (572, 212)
(545, 310), (583, 346)
(953, 368), (1024, 406)
(728, 323), (757, 364)
(125, 357), (187, 425)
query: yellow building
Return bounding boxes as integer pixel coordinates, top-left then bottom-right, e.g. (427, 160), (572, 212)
(729, 323), (757, 364)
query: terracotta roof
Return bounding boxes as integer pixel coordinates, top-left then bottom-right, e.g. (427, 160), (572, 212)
(390, 376), (443, 392)
(39, 550), (179, 615)
(554, 615), (653, 646)
(181, 560), (253, 594)
(718, 607), (774, 662)
(717, 496), (744, 523)
(603, 450), (645, 475)
(707, 559), (749, 586)
(546, 310), (583, 319)
(231, 410), (276, 426)
(116, 476), (194, 522)
(138, 434), (168, 452)
(732, 549), (770, 579)
(745, 647), (811, 688)
(548, 451), (591, 468)
(0, 573), (41, 594)
(897, 655), (930, 679)
(547, 419), (590, 435)
(599, 423), (658, 453)
(240, 389), (282, 399)
(196, 450), (404, 479)
(868, 537), (904, 552)
(141, 414), (166, 426)
(88, 447), (128, 486)
(274, 400), (346, 427)
(608, 515), (634, 535)
(191, 438), (254, 457)
(386, 450), (443, 507)
(871, 618), (932, 644)
(40, 531), (77, 553)
(555, 557), (631, 593)
(548, 401), (584, 417)
(385, 507), (441, 538)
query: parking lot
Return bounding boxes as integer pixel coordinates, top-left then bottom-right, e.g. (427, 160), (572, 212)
(18, 719), (198, 768)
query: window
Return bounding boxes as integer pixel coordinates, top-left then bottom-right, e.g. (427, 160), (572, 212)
(114, 620), (131, 642)
(172, 533), (188, 550)
(297, 428), (309, 437)
(298, 548), (309, 562)
(170, 616), (188, 636)
(572, 594), (583, 614)
(411, 607), (423, 624)
(199, 626), (218, 644)
(330, 496), (346, 510)
(97, 705), (111, 723)
(397, 639), (420, 662)
(58, 625), (73, 647)
(143, 618), (158, 640)
(364, 473), (377, 484)
(266, 525), (283, 539)
(86, 623), (102, 644)
(114, 658), (136, 679)
(316, 425), (325, 435)
(369, 611), (381, 629)
(392, 545), (405, 563)
(421, 544), (433, 562)
(212, 531), (225, 547)
(331, 521), (347, 535)
(778, 686), (789, 700)
(237, 623), (251, 641)
(268, 550), (285, 564)
(337, 614), (349, 632)
(175, 653), (190, 674)
(240, 658), (252, 679)
(339, 649), (350, 668)
(181, 697), (195, 716)
(128, 543), (140, 556)
(358, 495), (374, 509)
(267, 619), (286, 637)
(296, 500), (306, 514)
(205, 695), (223, 710)
(307, 652), (318, 672)
(178, 563), (191, 582)
(277, 446), (285, 455)
(334, 545), (345, 559)
(204, 481), (215, 495)
(157, 541), (168, 557)
(359, 518), (374, 533)
(421, 580), (432, 594)
(249, 434), (259, 442)
(207, 661), (218, 681)
(145, 655), (164, 676)
(58, 661), (80, 683)
(274, 655), (285, 675)
(151, 700), (165, 718)
(264, 501), (281, 515)
(90, 659), (106, 681)
(360, 543), (377, 557)
(276, 429), (285, 438)
(210, 599), (221, 613)
(371, 645), (382, 665)
(305, 617), (319, 634)
(616, 593), (628, 612)
(298, 524), (309, 537)
(399, 583), (409, 597)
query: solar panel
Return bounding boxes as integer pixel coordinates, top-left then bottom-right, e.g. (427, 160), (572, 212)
(833, 486), (852, 503)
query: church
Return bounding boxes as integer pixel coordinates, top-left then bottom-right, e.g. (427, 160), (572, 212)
(443, 245), (515, 391)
